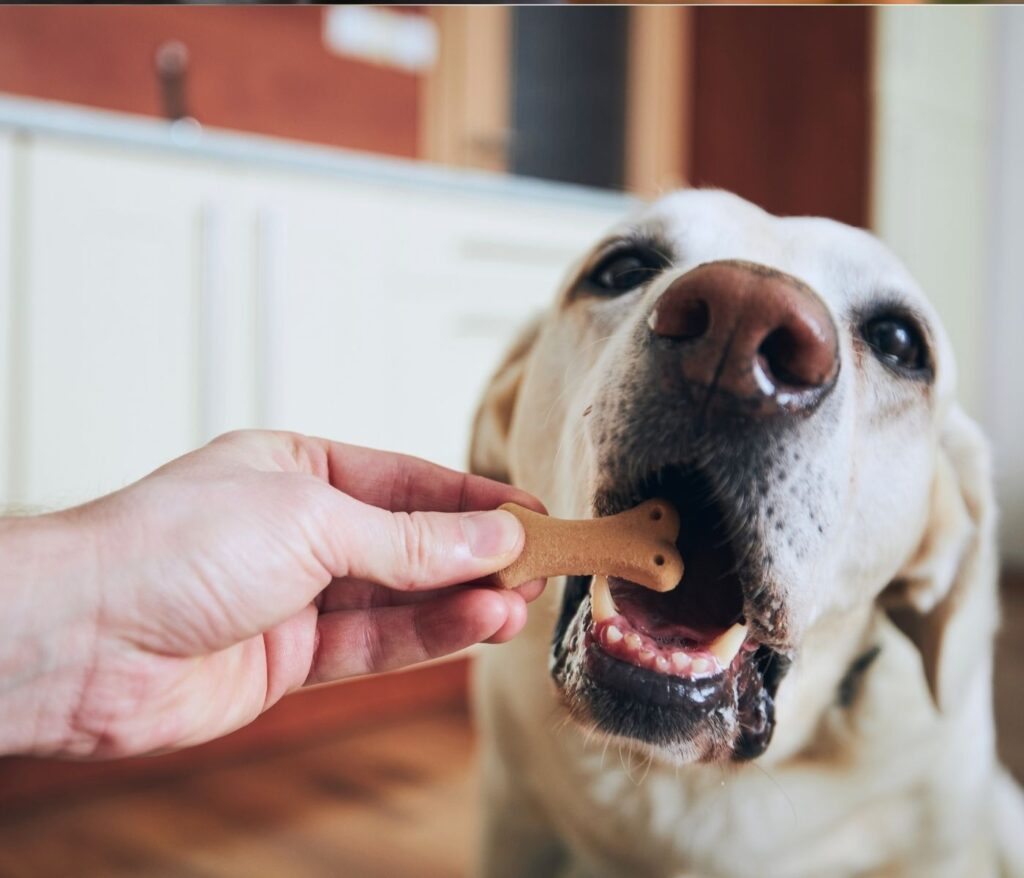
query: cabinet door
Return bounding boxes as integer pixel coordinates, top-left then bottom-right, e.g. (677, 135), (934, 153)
(6, 136), (626, 510)
(9, 140), (249, 510)
(252, 172), (621, 472)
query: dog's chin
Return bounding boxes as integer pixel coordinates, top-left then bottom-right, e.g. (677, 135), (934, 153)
(550, 466), (792, 763)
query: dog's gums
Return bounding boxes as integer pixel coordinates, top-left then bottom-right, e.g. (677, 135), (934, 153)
(590, 575), (750, 675)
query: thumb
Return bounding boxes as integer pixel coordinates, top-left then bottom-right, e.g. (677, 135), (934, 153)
(329, 497), (526, 590)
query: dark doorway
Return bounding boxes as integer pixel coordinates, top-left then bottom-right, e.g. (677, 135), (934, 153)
(509, 7), (629, 190)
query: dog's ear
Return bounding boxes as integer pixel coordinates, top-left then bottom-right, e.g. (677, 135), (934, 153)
(469, 317), (542, 483)
(880, 404), (998, 711)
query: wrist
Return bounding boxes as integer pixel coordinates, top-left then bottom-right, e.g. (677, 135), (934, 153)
(0, 508), (103, 756)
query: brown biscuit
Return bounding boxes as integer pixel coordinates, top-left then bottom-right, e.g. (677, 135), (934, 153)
(494, 498), (683, 592)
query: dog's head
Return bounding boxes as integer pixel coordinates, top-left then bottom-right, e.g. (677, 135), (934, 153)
(472, 190), (995, 764)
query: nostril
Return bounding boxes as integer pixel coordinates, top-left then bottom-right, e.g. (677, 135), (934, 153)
(678, 299), (710, 339)
(651, 297), (710, 340)
(758, 327), (821, 389)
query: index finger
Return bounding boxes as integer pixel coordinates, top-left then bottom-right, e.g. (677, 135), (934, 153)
(314, 440), (547, 515)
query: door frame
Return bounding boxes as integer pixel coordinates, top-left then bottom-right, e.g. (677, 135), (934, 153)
(419, 6), (691, 194)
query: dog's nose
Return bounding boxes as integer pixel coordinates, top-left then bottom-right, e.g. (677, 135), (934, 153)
(648, 260), (839, 416)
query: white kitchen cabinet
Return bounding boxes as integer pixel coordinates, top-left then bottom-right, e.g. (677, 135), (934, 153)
(0, 97), (630, 510)
(19, 140), (202, 508)
(8, 140), (254, 510)
(249, 172), (613, 470)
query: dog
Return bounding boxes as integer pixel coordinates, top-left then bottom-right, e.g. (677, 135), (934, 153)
(469, 190), (1024, 877)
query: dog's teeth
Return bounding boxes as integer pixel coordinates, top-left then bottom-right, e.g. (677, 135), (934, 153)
(671, 651), (691, 672)
(605, 624), (623, 645)
(625, 632), (643, 651)
(707, 622), (748, 667)
(654, 655), (670, 673)
(590, 575), (618, 623)
(638, 649), (657, 667)
(691, 657), (712, 675)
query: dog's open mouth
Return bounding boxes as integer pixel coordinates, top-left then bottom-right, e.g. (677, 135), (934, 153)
(552, 466), (790, 761)
(591, 466), (748, 681)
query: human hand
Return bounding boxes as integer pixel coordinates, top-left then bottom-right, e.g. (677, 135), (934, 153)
(0, 431), (545, 759)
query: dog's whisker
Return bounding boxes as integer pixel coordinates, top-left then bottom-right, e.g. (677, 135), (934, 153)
(748, 761), (797, 825)
(637, 750), (655, 786)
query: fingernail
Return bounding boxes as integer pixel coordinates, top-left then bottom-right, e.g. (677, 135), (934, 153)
(461, 510), (523, 559)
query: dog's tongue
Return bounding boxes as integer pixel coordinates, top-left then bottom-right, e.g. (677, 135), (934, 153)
(608, 517), (744, 644)
(610, 577), (733, 644)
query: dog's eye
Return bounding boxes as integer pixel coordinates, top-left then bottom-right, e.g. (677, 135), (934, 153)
(861, 315), (928, 373)
(587, 246), (668, 294)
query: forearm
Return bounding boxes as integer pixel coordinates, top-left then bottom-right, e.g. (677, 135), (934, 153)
(0, 510), (102, 757)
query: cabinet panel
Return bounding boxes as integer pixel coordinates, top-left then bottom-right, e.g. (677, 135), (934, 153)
(14, 141), (226, 508)
(4, 129), (627, 509)
(252, 173), (618, 471)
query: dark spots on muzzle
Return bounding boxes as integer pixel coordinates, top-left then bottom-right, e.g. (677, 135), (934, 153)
(551, 575), (590, 680)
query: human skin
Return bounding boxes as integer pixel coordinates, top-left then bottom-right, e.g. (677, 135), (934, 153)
(0, 430), (545, 760)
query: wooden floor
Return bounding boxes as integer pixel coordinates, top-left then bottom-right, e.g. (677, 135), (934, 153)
(0, 710), (478, 878)
(1, 577), (1022, 878)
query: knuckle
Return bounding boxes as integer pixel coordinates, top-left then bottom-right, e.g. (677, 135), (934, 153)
(66, 660), (153, 759)
(211, 428), (257, 447)
(282, 432), (326, 478)
(359, 615), (387, 672)
(410, 604), (433, 660)
(391, 511), (435, 588)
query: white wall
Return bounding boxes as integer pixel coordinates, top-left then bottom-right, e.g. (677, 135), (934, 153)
(874, 8), (1024, 565)
(988, 9), (1024, 566)
(873, 7), (993, 422)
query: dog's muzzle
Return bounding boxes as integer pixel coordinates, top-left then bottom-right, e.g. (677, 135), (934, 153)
(548, 260), (838, 761)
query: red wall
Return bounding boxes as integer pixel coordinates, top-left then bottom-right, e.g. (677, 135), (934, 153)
(0, 7), (421, 158)
(0, 7), (873, 217)
(692, 7), (872, 228)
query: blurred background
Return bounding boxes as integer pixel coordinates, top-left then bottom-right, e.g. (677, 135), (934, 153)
(0, 6), (1021, 876)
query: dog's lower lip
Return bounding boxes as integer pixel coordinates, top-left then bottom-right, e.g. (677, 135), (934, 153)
(583, 640), (728, 709)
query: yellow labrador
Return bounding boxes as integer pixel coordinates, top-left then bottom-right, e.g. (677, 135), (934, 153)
(470, 190), (1024, 877)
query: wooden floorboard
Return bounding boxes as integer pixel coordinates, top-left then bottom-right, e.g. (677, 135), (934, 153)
(0, 658), (470, 811)
(0, 708), (478, 878)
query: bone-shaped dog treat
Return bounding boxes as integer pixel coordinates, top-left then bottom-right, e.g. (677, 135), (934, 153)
(494, 499), (683, 592)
